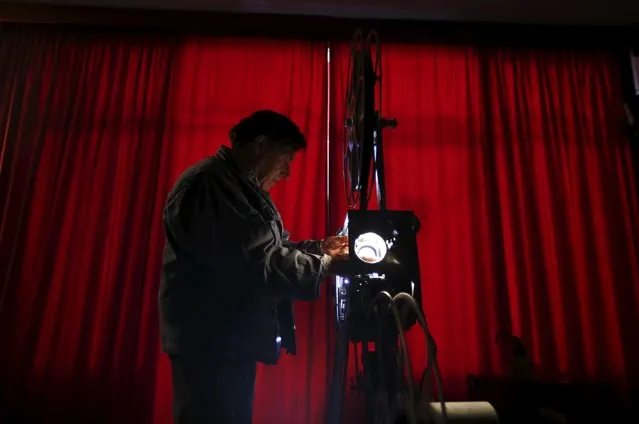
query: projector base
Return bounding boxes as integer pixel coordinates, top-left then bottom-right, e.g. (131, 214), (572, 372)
(327, 291), (500, 424)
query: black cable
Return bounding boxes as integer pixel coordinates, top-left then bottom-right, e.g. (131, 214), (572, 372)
(392, 293), (447, 424)
(371, 291), (418, 424)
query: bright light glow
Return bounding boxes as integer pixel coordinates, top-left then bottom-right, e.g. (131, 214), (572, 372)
(354, 232), (387, 264)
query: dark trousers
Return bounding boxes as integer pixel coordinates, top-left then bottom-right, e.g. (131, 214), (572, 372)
(169, 354), (257, 424)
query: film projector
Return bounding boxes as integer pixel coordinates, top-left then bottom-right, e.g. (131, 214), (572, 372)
(325, 31), (499, 424)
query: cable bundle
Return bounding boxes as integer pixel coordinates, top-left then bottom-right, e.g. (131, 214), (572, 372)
(371, 292), (447, 424)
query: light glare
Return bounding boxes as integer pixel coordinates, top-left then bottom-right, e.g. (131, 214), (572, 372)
(354, 232), (387, 264)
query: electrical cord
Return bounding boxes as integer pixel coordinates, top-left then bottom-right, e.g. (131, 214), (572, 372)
(369, 291), (448, 424)
(387, 292), (420, 424)
(371, 291), (417, 424)
(392, 293), (447, 424)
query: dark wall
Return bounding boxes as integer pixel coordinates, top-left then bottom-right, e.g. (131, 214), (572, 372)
(0, 2), (633, 48)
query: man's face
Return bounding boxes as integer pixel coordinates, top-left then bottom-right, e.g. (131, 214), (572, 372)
(252, 137), (296, 191)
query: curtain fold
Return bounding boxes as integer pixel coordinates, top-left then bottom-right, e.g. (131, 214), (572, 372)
(330, 41), (639, 401)
(0, 27), (177, 423)
(480, 47), (639, 384)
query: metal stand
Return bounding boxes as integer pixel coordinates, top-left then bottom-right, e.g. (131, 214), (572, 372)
(328, 29), (409, 424)
(327, 310), (402, 424)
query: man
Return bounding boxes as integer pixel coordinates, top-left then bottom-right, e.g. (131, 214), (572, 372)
(495, 331), (534, 380)
(159, 110), (349, 424)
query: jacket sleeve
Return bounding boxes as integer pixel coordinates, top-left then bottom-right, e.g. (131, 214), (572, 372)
(282, 229), (322, 255)
(164, 174), (330, 301)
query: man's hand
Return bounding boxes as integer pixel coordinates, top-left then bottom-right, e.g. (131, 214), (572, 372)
(321, 236), (350, 276)
(321, 236), (349, 259)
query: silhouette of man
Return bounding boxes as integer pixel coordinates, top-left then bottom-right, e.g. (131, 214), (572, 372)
(159, 110), (349, 424)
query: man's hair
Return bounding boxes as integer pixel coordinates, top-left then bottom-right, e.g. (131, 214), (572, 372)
(229, 110), (307, 150)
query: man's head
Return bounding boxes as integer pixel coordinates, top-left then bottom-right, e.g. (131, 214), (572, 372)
(229, 110), (307, 191)
(495, 331), (513, 354)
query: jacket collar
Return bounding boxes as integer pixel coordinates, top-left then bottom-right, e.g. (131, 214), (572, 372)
(215, 145), (260, 188)
(215, 145), (279, 219)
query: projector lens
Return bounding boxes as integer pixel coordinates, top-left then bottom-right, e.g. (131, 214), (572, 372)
(354, 232), (387, 264)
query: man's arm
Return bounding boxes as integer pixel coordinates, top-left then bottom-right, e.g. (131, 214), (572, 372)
(164, 174), (330, 301)
(282, 230), (322, 255)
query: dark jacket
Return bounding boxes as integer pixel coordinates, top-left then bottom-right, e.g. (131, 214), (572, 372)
(159, 146), (329, 364)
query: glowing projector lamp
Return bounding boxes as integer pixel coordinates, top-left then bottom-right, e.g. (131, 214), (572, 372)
(354, 232), (387, 264)
(345, 209), (420, 277)
(334, 209), (422, 340)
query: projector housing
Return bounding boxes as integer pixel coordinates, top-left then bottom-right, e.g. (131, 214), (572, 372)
(336, 209), (422, 342)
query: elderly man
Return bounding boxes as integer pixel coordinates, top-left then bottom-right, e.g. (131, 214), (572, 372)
(159, 110), (349, 424)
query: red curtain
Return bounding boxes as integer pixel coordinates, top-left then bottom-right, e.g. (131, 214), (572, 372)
(2, 23), (639, 424)
(0, 27), (330, 424)
(153, 36), (330, 424)
(482, 48), (639, 383)
(0, 28), (176, 423)
(330, 42), (639, 398)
